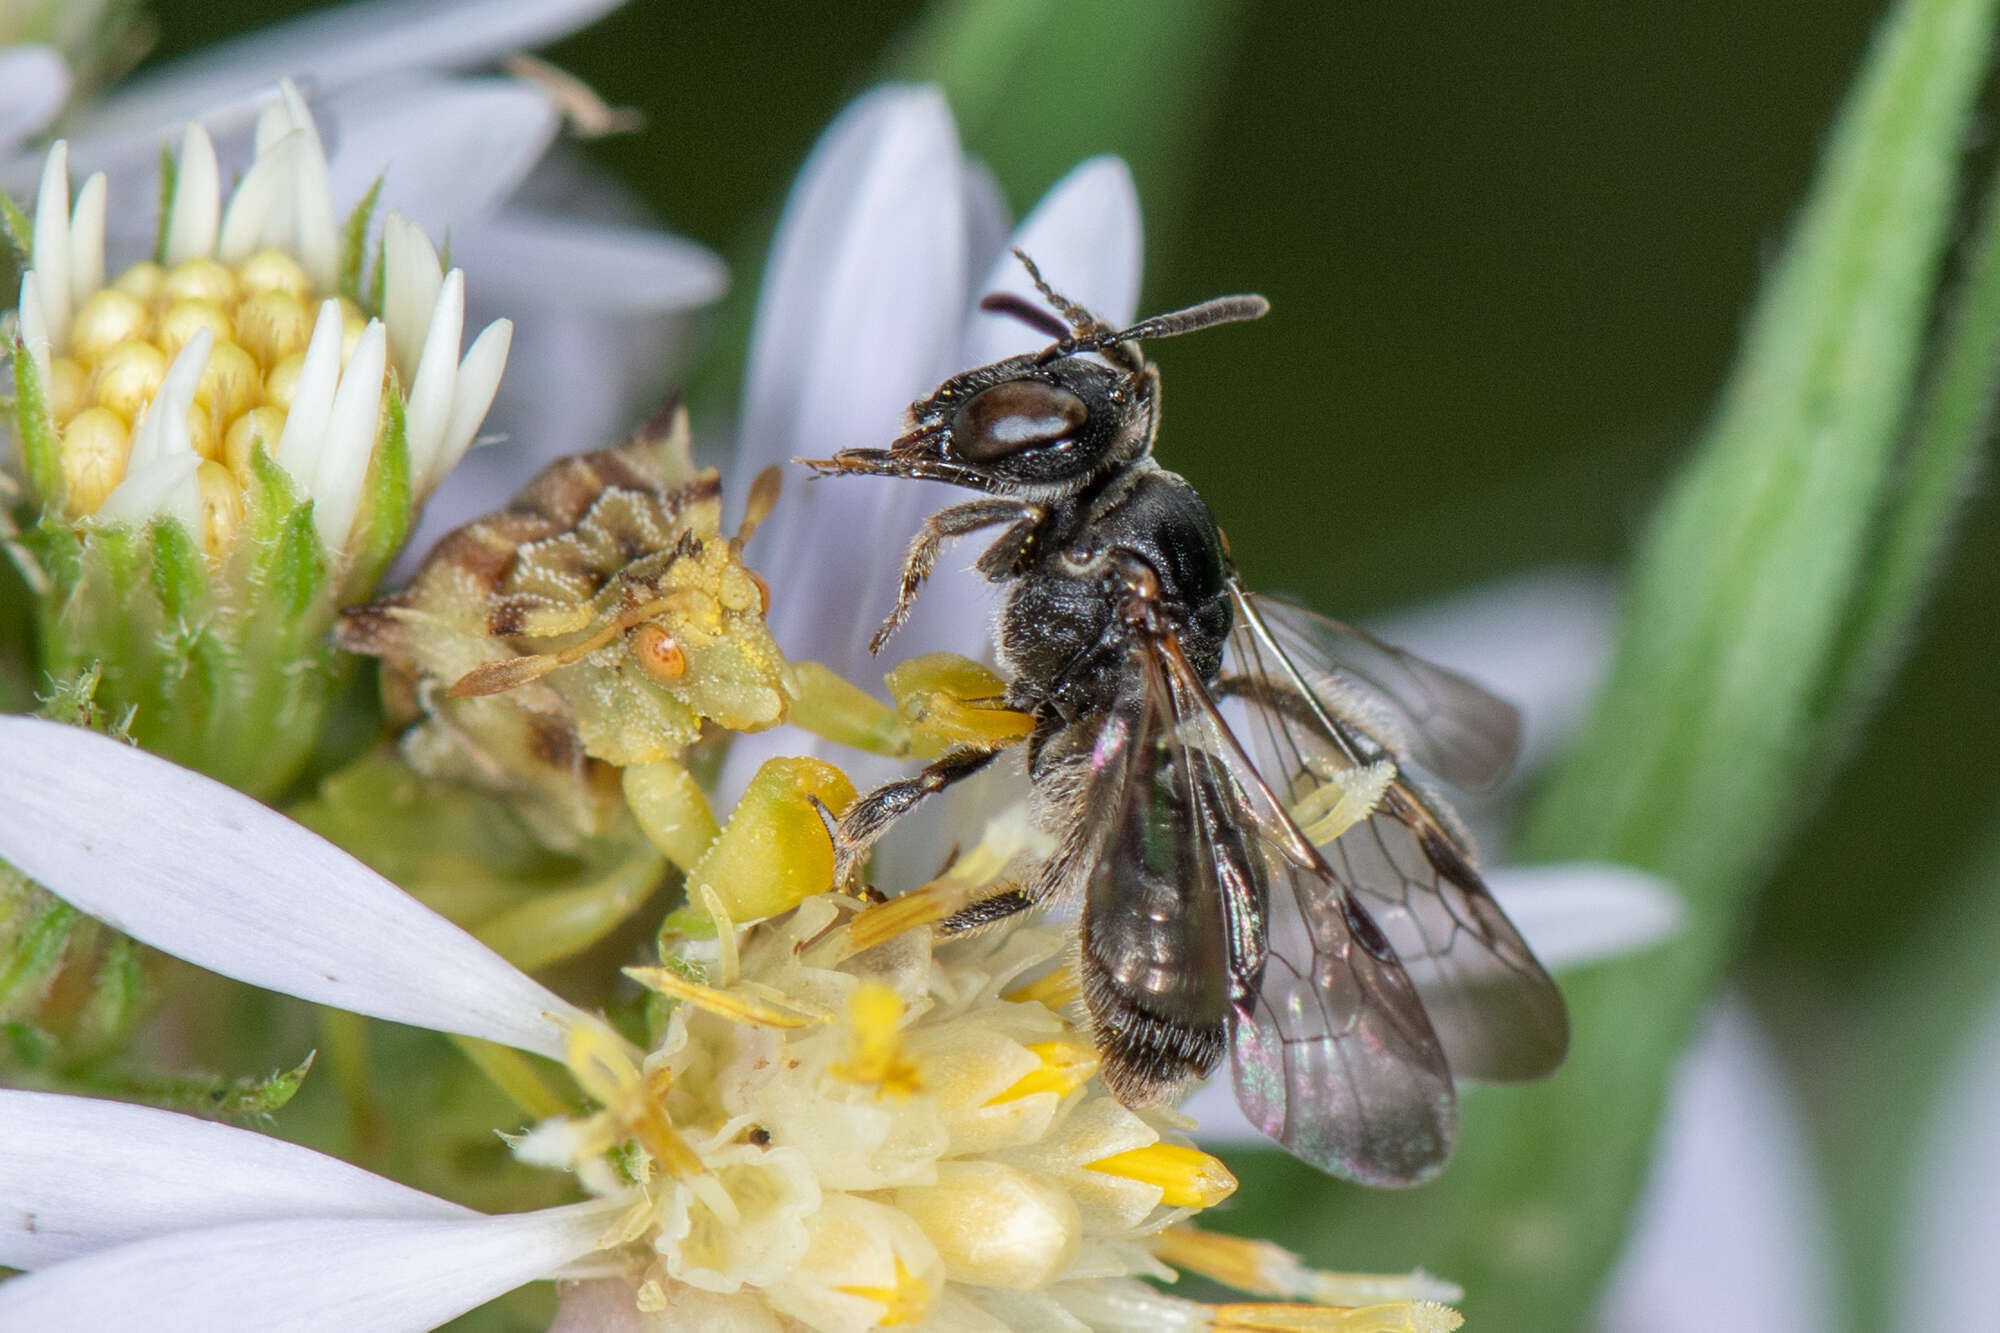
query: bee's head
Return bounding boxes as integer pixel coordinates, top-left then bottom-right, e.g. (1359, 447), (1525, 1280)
(803, 251), (1267, 498)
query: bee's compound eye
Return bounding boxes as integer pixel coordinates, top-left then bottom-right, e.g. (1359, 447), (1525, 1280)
(953, 379), (1089, 463)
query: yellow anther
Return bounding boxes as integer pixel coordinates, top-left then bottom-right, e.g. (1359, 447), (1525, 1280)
(89, 338), (168, 421)
(47, 357), (87, 424)
(224, 406), (287, 482)
(58, 407), (131, 516)
(195, 340), (262, 427)
(622, 964), (828, 1029)
(162, 256), (239, 308)
(683, 756), (856, 923)
(1291, 761), (1394, 847)
(237, 248), (311, 299)
(830, 980), (924, 1099)
(563, 1017), (707, 1183)
(885, 652), (1035, 748)
(835, 1256), (929, 1327)
(986, 1039), (1098, 1104)
(263, 350), (306, 409)
(69, 288), (152, 359)
(195, 459), (242, 557)
(157, 298), (234, 360)
(111, 261), (164, 303)
(1206, 1302), (1464, 1333)
(843, 888), (953, 955)
(1156, 1225), (1461, 1309)
(238, 291), (314, 369)
(1004, 964), (1080, 1011)
(1084, 1141), (1237, 1208)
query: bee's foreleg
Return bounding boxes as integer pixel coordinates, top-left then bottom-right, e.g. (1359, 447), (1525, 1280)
(869, 499), (1037, 654)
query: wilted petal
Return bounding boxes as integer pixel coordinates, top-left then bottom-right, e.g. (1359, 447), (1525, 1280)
(0, 1203), (618, 1332)
(1486, 862), (1682, 971)
(0, 1091), (470, 1270)
(0, 45), (68, 155)
(60, 0), (625, 145)
(1593, 998), (1838, 1333)
(0, 717), (587, 1059)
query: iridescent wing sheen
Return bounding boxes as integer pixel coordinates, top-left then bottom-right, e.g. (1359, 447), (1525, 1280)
(1120, 634), (1459, 1186)
(1223, 581), (1570, 1083)
(1242, 589), (1521, 788)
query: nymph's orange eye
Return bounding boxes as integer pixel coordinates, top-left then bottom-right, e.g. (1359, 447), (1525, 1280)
(630, 624), (687, 682)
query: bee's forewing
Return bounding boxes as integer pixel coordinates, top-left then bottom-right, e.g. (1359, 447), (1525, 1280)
(1148, 636), (1460, 1187)
(1223, 584), (1569, 1082)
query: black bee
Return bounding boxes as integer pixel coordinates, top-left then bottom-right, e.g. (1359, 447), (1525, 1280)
(804, 253), (1567, 1186)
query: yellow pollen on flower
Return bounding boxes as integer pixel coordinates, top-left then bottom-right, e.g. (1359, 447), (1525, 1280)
(834, 1256), (930, 1326)
(623, 963), (829, 1029)
(1154, 1224), (1463, 1312)
(986, 1039), (1098, 1104)
(829, 980), (924, 1098)
(563, 1016), (708, 1182)
(1003, 962), (1081, 1010)
(1084, 1141), (1237, 1208)
(45, 250), (375, 556)
(1205, 1301), (1464, 1333)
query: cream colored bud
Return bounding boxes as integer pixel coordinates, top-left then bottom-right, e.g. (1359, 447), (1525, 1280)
(893, 1161), (1080, 1289)
(195, 340), (263, 426)
(237, 249), (311, 300)
(263, 351), (305, 411)
(224, 405), (288, 482)
(90, 339), (169, 422)
(236, 290), (313, 368)
(196, 459), (243, 556)
(185, 405), (220, 463)
(59, 407), (132, 516)
(112, 261), (165, 304)
(157, 299), (235, 360)
(69, 289), (153, 360)
(162, 256), (239, 308)
(47, 357), (88, 425)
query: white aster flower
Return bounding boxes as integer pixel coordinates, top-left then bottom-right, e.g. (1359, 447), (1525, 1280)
(1, 0), (727, 546)
(0, 715), (1463, 1333)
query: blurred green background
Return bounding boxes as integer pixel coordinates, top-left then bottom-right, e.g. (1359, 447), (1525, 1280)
(117, 1), (2000, 1328)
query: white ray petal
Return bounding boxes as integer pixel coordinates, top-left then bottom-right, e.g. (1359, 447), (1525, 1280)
(96, 454), (202, 528)
(32, 139), (71, 348)
(735, 84), (968, 684)
(403, 269), (466, 489)
(125, 329), (212, 473)
(1895, 978), (2000, 1331)
(66, 171), (107, 310)
(444, 212), (727, 315)
(164, 122), (222, 264)
(310, 319), (389, 552)
(272, 299), (347, 486)
(277, 79), (340, 293)
(1370, 567), (1618, 776)
(960, 154), (1144, 368)
(434, 317), (512, 483)
(216, 133), (301, 266)
(323, 77), (561, 242)
(63, 0), (625, 145)
(383, 212), (445, 386)
(0, 1202), (618, 1332)
(0, 46), (69, 155)
(1594, 998), (1838, 1333)
(0, 717), (588, 1059)
(253, 94), (291, 157)
(0, 1091), (471, 1270)
(1486, 862), (1682, 971)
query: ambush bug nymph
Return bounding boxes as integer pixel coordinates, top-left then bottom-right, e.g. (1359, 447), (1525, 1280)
(803, 252), (1568, 1187)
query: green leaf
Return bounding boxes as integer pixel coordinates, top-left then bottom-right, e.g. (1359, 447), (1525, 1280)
(340, 177), (383, 308)
(0, 190), (31, 265)
(147, 514), (209, 624)
(9, 334), (62, 504)
(1216, 0), (2000, 1326)
(339, 381), (412, 603)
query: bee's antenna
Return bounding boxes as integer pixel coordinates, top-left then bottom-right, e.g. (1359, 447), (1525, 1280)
(977, 291), (1071, 342)
(1013, 249), (1108, 342)
(1106, 294), (1270, 346)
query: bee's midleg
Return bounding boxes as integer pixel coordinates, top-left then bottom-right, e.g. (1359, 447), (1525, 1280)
(831, 746), (1002, 884)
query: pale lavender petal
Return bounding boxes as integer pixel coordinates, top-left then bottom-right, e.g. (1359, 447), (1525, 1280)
(0, 717), (588, 1058)
(0, 1203), (617, 1332)
(0, 1091), (470, 1270)
(1371, 566), (1618, 775)
(0, 46), (67, 155)
(959, 154), (1143, 368)
(734, 84), (968, 684)
(446, 211), (726, 314)
(1593, 998), (1838, 1333)
(958, 157), (1012, 307)
(1895, 979), (2000, 1331)
(60, 0), (624, 145)
(321, 76), (559, 238)
(1487, 862), (1682, 971)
